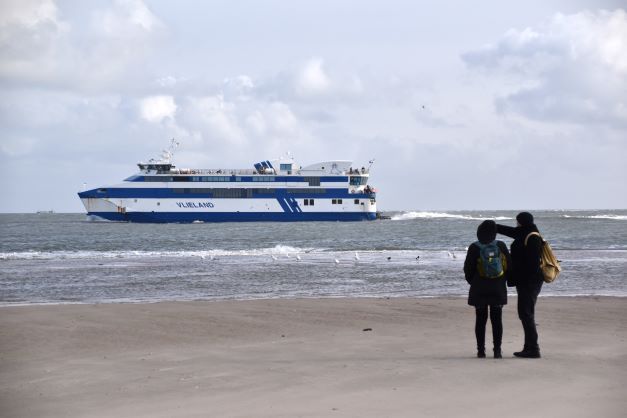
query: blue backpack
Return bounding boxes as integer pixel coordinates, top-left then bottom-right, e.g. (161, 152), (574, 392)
(475, 241), (506, 279)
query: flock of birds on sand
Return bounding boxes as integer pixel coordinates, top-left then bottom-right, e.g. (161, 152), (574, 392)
(199, 250), (460, 264)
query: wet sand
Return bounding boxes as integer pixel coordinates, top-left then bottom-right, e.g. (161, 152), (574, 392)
(1, 297), (625, 417)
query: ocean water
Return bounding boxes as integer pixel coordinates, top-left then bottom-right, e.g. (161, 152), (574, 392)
(1, 210), (626, 305)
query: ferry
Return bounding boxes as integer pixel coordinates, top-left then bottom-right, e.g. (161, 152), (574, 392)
(78, 141), (377, 223)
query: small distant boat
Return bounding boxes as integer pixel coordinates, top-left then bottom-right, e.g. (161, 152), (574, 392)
(36, 210), (55, 214)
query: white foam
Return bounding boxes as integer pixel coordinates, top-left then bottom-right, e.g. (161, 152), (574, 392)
(562, 214), (627, 220)
(0, 245), (319, 261)
(391, 211), (513, 221)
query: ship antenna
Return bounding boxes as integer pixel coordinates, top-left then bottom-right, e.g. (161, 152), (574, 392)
(368, 158), (375, 171)
(160, 138), (180, 163)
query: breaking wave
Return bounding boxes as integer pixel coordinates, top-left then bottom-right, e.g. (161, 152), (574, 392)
(0, 245), (319, 260)
(391, 211), (513, 221)
(562, 214), (627, 221)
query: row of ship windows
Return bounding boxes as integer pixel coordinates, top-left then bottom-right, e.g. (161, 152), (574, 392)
(171, 188), (328, 197)
(130, 199), (373, 205)
(142, 176), (323, 186)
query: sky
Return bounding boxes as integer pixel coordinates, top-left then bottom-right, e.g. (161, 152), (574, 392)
(0, 0), (626, 212)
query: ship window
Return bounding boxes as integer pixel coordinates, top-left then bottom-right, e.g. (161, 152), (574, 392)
(304, 177), (320, 186)
(309, 199), (314, 206)
(338, 199), (342, 204)
(144, 176), (173, 182)
(157, 202), (160, 206)
(304, 199), (309, 206)
(354, 199), (359, 204)
(370, 198), (375, 204)
(134, 199), (137, 203)
(97, 188), (107, 193)
(286, 188), (325, 194)
(349, 176), (367, 186)
(280, 163), (292, 171)
(332, 199), (337, 204)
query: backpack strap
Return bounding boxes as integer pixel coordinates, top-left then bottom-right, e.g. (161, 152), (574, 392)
(524, 232), (542, 246)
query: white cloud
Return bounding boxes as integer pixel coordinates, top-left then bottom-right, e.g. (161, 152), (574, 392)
(463, 9), (627, 128)
(0, 0), (163, 90)
(139, 95), (177, 123)
(0, 0), (59, 28)
(183, 95), (247, 145)
(296, 58), (331, 95)
(98, 0), (162, 36)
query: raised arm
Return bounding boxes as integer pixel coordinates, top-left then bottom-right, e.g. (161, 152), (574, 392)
(496, 224), (518, 239)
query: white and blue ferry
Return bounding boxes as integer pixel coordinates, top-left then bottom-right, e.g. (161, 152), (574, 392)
(78, 142), (377, 222)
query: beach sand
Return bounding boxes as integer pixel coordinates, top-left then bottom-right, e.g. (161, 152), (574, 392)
(1, 297), (625, 417)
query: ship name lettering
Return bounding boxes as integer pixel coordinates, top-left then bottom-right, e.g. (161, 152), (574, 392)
(176, 201), (214, 208)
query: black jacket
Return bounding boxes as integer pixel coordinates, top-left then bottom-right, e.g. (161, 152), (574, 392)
(496, 224), (543, 287)
(464, 240), (510, 306)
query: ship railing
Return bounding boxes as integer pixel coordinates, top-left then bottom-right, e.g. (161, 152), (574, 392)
(171, 168), (260, 175)
(169, 167), (370, 176)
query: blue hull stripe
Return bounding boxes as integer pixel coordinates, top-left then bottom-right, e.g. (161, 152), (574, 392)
(88, 211), (377, 223)
(277, 198), (291, 213)
(288, 197), (301, 213)
(79, 188), (375, 200)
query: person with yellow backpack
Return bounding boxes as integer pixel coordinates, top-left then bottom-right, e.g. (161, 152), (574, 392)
(496, 212), (550, 359)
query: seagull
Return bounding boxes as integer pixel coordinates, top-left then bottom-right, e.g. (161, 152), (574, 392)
(387, 256), (392, 261)
(447, 251), (454, 259)
(334, 258), (340, 265)
(296, 255), (301, 261)
(200, 255), (206, 260)
(452, 252), (457, 259)
(415, 255), (420, 260)
(354, 252), (360, 261)
(271, 255), (278, 261)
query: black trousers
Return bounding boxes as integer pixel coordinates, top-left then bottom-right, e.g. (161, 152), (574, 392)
(516, 281), (543, 351)
(475, 305), (502, 350)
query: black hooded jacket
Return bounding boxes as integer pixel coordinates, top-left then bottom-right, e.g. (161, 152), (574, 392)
(464, 221), (511, 306)
(496, 223), (543, 286)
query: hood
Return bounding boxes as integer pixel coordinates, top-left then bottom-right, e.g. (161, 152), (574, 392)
(477, 220), (497, 244)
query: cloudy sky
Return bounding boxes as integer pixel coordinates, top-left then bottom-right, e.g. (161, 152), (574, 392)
(1, 0), (626, 212)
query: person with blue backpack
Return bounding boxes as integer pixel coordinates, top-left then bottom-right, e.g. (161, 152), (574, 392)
(464, 220), (511, 359)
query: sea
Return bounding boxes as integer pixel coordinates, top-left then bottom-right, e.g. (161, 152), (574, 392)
(1, 210), (626, 305)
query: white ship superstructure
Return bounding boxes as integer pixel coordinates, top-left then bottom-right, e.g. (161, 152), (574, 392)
(78, 142), (377, 223)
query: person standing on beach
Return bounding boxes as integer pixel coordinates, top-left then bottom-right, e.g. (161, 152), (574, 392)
(464, 220), (511, 359)
(496, 212), (543, 358)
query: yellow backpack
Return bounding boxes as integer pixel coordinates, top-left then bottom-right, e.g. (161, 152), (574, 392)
(525, 232), (561, 283)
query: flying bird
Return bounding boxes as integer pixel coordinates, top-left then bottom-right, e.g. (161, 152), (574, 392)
(354, 252), (360, 261)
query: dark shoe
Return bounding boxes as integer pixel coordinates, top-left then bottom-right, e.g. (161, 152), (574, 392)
(494, 348), (502, 359)
(513, 350), (541, 358)
(477, 350), (486, 358)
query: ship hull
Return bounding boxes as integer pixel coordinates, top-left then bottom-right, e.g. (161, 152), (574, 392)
(86, 211), (377, 223)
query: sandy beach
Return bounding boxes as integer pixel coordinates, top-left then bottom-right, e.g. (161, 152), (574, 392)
(1, 297), (625, 417)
